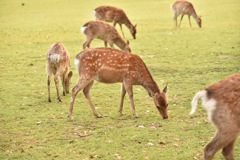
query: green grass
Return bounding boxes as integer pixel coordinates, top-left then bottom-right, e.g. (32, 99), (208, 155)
(0, 0), (239, 159)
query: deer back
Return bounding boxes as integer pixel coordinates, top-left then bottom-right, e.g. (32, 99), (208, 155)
(47, 42), (70, 75)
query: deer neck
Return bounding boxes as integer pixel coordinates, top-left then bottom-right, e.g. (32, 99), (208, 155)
(191, 10), (199, 21)
(114, 37), (127, 50)
(135, 57), (160, 96)
(123, 18), (133, 30)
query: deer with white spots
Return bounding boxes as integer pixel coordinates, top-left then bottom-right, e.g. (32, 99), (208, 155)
(171, 0), (202, 28)
(190, 74), (240, 160)
(94, 6), (137, 39)
(68, 48), (168, 119)
(46, 42), (73, 102)
(81, 20), (131, 52)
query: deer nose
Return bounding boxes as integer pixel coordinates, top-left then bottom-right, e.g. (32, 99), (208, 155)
(163, 116), (168, 119)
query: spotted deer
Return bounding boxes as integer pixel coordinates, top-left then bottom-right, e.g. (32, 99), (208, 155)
(68, 48), (168, 119)
(190, 74), (240, 160)
(171, 0), (202, 28)
(81, 20), (131, 52)
(94, 6), (137, 39)
(46, 42), (73, 102)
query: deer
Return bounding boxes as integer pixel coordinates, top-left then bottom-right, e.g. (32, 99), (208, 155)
(81, 20), (131, 53)
(171, 0), (202, 28)
(46, 42), (73, 102)
(68, 47), (168, 120)
(190, 74), (240, 160)
(94, 5), (137, 39)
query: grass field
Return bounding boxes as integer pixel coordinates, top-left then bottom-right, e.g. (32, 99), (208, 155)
(0, 0), (239, 159)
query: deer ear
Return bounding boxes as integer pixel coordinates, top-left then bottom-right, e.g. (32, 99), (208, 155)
(135, 24), (137, 28)
(68, 71), (73, 78)
(163, 84), (168, 94)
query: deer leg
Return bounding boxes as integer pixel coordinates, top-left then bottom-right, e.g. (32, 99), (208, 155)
(179, 14), (185, 27)
(61, 74), (66, 96)
(47, 75), (51, 102)
(188, 15), (192, 27)
(68, 78), (91, 119)
(119, 83), (126, 116)
(83, 37), (93, 49)
(173, 14), (178, 27)
(54, 74), (62, 102)
(104, 41), (108, 48)
(204, 131), (236, 160)
(119, 24), (125, 39)
(124, 82), (139, 118)
(83, 81), (102, 118)
(109, 41), (114, 48)
(222, 137), (237, 160)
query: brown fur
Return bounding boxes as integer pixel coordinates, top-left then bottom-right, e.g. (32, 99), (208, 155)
(192, 74), (240, 160)
(68, 48), (168, 119)
(46, 42), (73, 102)
(81, 20), (131, 52)
(172, 0), (202, 28)
(94, 6), (137, 39)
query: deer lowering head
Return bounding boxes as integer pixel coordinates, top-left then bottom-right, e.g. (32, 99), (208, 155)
(81, 20), (131, 52)
(94, 5), (137, 39)
(190, 74), (240, 160)
(46, 42), (73, 102)
(171, 0), (202, 28)
(68, 48), (168, 119)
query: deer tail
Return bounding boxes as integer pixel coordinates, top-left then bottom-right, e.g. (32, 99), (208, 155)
(190, 90), (207, 115)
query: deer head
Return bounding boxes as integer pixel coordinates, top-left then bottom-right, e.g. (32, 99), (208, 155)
(153, 84), (168, 119)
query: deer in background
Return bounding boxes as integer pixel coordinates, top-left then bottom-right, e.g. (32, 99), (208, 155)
(190, 74), (240, 160)
(81, 20), (131, 52)
(94, 5), (137, 39)
(68, 48), (168, 119)
(46, 42), (73, 102)
(171, 0), (202, 28)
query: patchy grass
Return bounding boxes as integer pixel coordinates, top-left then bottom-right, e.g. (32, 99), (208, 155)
(0, 0), (239, 159)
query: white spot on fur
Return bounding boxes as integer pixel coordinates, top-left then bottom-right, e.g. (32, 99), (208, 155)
(81, 26), (87, 33)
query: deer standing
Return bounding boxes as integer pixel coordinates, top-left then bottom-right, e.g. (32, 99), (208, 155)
(94, 6), (137, 39)
(81, 20), (131, 52)
(68, 48), (168, 119)
(171, 0), (202, 28)
(46, 42), (73, 102)
(190, 74), (240, 160)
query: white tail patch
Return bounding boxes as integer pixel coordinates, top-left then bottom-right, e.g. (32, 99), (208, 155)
(49, 53), (60, 63)
(81, 26), (87, 33)
(93, 10), (96, 18)
(190, 90), (216, 121)
(74, 58), (80, 72)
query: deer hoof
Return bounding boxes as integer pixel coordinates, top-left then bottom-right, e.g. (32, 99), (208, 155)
(95, 114), (103, 118)
(134, 113), (139, 118)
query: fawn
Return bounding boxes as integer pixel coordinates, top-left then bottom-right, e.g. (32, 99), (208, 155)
(94, 5), (137, 39)
(68, 48), (168, 119)
(171, 0), (202, 28)
(190, 74), (240, 160)
(46, 42), (73, 102)
(81, 20), (131, 52)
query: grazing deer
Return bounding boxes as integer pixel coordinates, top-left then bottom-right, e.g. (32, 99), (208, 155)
(81, 20), (131, 52)
(46, 42), (73, 102)
(171, 0), (202, 28)
(68, 48), (168, 119)
(94, 5), (137, 39)
(190, 74), (240, 160)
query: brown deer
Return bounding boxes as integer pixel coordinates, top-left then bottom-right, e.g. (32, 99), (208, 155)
(46, 42), (73, 102)
(94, 6), (137, 39)
(190, 74), (240, 160)
(81, 20), (131, 52)
(171, 0), (202, 28)
(68, 48), (168, 119)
